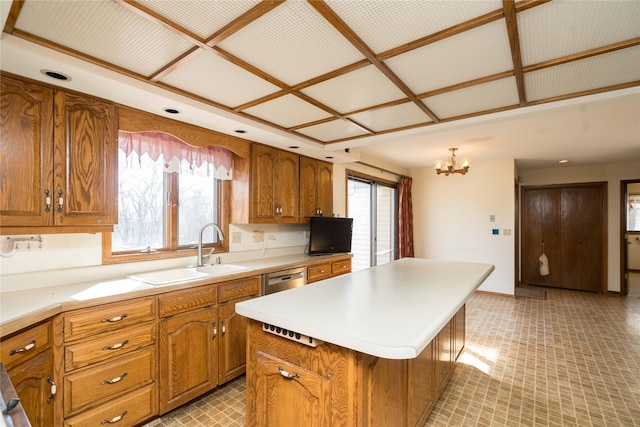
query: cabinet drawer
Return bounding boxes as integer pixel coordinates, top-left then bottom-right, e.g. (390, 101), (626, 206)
(218, 276), (261, 303)
(307, 263), (332, 283)
(64, 383), (156, 427)
(159, 285), (216, 318)
(1, 321), (51, 369)
(64, 297), (156, 342)
(331, 258), (351, 276)
(64, 347), (156, 416)
(65, 322), (156, 371)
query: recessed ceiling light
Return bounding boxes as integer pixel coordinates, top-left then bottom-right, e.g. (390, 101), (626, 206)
(163, 107), (180, 114)
(288, 146), (299, 149)
(558, 159), (570, 164)
(234, 129), (247, 134)
(325, 156), (334, 160)
(40, 69), (71, 81)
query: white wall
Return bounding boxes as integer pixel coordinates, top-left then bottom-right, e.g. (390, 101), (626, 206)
(411, 159), (517, 295)
(519, 161), (640, 292)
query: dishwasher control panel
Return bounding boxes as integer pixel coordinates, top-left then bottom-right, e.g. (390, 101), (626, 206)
(263, 323), (322, 348)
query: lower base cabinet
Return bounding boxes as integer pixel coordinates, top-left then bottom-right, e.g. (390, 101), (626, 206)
(6, 351), (56, 426)
(159, 306), (219, 413)
(246, 305), (466, 427)
(63, 384), (156, 427)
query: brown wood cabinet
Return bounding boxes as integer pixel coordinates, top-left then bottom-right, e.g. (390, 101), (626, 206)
(245, 305), (466, 427)
(307, 255), (352, 284)
(62, 297), (157, 426)
(0, 74), (117, 232)
(217, 277), (260, 384)
(158, 276), (261, 413)
(250, 144), (299, 223)
(521, 183), (606, 292)
(1, 320), (57, 427)
(300, 156), (333, 221)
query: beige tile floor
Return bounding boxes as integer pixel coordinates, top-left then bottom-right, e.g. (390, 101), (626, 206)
(144, 288), (640, 426)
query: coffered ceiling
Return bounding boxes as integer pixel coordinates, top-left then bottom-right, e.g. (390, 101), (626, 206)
(1, 0), (639, 170)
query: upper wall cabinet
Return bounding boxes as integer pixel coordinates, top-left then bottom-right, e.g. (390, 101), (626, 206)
(0, 74), (117, 232)
(250, 144), (299, 224)
(299, 156), (333, 222)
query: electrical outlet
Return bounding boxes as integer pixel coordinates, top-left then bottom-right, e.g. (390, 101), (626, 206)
(503, 229), (512, 236)
(489, 215), (495, 222)
(231, 232), (241, 243)
(252, 232), (264, 243)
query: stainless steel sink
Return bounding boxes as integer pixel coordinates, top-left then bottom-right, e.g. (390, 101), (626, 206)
(128, 264), (251, 285)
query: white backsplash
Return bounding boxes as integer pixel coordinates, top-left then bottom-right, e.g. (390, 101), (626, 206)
(0, 223), (311, 293)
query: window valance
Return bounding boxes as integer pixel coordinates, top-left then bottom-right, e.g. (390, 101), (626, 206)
(118, 131), (233, 180)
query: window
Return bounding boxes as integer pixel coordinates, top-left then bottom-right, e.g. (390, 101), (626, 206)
(347, 172), (398, 272)
(110, 131), (232, 258)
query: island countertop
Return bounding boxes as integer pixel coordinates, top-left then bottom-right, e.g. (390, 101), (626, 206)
(235, 258), (494, 359)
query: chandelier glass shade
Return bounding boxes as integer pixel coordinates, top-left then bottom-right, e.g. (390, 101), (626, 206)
(434, 148), (470, 176)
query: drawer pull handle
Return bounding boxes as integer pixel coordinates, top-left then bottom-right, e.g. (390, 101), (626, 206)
(47, 377), (57, 403)
(101, 314), (128, 323)
(9, 340), (35, 355)
(278, 366), (299, 379)
(101, 410), (127, 424)
(102, 372), (128, 385)
(319, 269), (325, 273)
(103, 340), (129, 350)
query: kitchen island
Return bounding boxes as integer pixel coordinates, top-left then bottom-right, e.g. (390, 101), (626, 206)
(236, 258), (494, 426)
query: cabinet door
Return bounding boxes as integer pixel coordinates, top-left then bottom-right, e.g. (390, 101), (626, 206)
(253, 352), (332, 427)
(407, 341), (435, 426)
(316, 160), (333, 218)
(434, 320), (452, 398)
(218, 299), (250, 384)
(299, 156), (319, 221)
(53, 91), (117, 226)
(274, 150), (299, 223)
(251, 145), (277, 223)
(8, 351), (55, 427)
(0, 75), (54, 226)
(159, 306), (218, 413)
(300, 157), (333, 222)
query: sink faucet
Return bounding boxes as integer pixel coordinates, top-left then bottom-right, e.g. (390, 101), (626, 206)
(197, 223), (225, 267)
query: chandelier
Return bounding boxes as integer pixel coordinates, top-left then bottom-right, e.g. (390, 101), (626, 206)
(434, 148), (470, 176)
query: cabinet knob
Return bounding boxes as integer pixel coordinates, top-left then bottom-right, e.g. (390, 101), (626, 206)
(101, 410), (127, 424)
(9, 340), (35, 356)
(57, 190), (64, 213)
(44, 189), (51, 213)
(278, 366), (300, 379)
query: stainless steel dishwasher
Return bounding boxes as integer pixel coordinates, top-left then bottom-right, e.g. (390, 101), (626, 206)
(262, 267), (306, 295)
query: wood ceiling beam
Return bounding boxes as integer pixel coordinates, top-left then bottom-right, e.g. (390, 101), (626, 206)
(503, 0), (527, 107)
(205, 0), (285, 47)
(524, 37), (640, 73)
(309, 0), (440, 123)
(2, 0), (24, 34)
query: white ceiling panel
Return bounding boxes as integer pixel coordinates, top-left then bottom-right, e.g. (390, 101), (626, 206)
(15, 0), (194, 77)
(525, 46), (640, 102)
(242, 94), (333, 128)
(295, 119), (370, 142)
(326, 0), (502, 54)
(218, 1), (364, 86)
(424, 77), (519, 119)
(301, 65), (406, 113)
(160, 50), (280, 108)
(137, 0), (261, 39)
(349, 102), (432, 132)
(385, 20), (513, 94)
(518, 0), (640, 66)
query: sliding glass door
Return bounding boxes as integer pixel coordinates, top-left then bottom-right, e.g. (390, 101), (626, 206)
(347, 173), (398, 272)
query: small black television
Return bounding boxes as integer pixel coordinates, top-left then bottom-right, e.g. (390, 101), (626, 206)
(307, 217), (353, 255)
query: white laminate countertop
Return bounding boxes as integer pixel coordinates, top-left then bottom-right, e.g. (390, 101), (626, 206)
(235, 258), (494, 360)
(0, 253), (348, 336)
